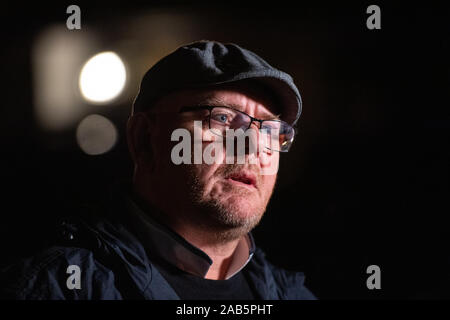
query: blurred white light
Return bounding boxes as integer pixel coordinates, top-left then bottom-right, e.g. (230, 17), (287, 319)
(33, 25), (95, 131)
(79, 51), (126, 103)
(76, 114), (118, 155)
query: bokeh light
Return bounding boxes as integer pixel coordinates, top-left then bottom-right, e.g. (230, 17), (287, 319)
(79, 51), (127, 103)
(76, 114), (118, 155)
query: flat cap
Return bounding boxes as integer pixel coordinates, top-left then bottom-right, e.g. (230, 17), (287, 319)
(133, 40), (302, 125)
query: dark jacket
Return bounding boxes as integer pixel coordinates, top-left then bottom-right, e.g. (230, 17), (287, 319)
(0, 197), (316, 300)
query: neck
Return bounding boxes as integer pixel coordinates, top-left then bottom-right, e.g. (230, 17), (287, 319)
(170, 220), (242, 280)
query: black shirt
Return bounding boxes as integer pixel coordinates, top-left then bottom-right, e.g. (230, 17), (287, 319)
(154, 258), (256, 300)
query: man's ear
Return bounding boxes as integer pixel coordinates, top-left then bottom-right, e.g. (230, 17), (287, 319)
(126, 113), (154, 168)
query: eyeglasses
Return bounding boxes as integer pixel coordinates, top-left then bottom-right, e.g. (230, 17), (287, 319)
(179, 105), (296, 152)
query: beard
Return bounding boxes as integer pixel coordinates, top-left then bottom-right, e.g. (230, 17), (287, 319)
(185, 164), (269, 243)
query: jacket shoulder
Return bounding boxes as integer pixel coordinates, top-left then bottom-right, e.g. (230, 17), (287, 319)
(0, 245), (121, 300)
(250, 247), (317, 300)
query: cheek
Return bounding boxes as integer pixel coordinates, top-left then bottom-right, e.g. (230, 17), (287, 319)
(194, 163), (222, 187)
(259, 150), (279, 168)
(152, 144), (175, 177)
(260, 175), (277, 196)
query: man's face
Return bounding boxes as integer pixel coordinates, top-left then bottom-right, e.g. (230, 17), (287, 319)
(139, 82), (280, 239)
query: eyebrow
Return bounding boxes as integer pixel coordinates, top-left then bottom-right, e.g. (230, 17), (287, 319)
(195, 96), (281, 120)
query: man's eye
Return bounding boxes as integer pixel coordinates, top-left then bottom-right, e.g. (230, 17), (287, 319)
(212, 114), (229, 124)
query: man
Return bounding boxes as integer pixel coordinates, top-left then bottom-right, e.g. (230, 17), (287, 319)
(0, 41), (315, 299)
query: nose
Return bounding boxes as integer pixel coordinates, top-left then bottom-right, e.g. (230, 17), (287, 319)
(245, 120), (269, 157)
(222, 121), (259, 158)
(244, 126), (256, 156)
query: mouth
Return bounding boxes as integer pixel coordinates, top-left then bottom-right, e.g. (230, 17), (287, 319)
(225, 171), (257, 189)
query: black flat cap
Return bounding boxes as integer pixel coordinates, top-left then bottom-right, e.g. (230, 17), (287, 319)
(133, 40), (302, 125)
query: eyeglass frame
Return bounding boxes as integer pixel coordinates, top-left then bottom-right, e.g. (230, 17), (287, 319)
(178, 105), (297, 152)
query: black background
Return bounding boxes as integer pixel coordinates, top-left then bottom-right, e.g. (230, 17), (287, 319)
(0, 1), (449, 299)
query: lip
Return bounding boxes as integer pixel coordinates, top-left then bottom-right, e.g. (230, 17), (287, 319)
(225, 171), (257, 189)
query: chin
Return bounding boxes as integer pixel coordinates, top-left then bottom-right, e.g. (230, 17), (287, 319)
(226, 194), (260, 214)
(215, 194), (265, 226)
